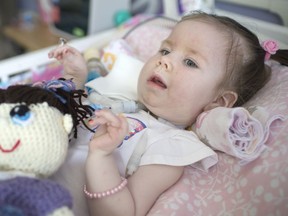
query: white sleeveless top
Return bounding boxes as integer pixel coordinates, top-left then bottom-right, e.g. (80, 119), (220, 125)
(114, 110), (218, 176)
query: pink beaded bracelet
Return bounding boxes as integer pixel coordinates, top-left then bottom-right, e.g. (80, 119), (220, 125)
(84, 177), (128, 199)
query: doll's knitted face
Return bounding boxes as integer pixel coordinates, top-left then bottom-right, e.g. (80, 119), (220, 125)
(0, 102), (73, 177)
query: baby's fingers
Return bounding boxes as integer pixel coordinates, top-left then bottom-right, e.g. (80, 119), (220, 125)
(115, 113), (129, 135)
(48, 45), (77, 60)
(88, 111), (128, 154)
(94, 110), (123, 127)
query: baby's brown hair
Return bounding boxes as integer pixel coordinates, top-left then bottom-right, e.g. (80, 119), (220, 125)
(181, 11), (288, 106)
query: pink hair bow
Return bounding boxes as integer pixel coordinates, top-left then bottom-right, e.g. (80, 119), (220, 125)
(261, 39), (279, 61)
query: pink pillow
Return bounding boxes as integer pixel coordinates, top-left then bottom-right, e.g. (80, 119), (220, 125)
(123, 18), (288, 215)
(148, 61), (288, 215)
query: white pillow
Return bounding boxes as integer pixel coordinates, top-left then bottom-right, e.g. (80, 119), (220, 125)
(85, 53), (144, 101)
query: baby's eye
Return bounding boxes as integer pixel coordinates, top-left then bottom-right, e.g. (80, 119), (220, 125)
(10, 105), (34, 126)
(159, 49), (170, 56)
(184, 59), (198, 68)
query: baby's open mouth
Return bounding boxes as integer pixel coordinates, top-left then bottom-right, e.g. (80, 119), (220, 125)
(149, 75), (167, 89)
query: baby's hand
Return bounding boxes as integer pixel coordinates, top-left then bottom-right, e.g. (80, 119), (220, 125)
(88, 110), (129, 156)
(48, 44), (88, 89)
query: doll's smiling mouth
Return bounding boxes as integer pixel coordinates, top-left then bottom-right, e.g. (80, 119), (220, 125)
(148, 75), (167, 89)
(0, 140), (21, 153)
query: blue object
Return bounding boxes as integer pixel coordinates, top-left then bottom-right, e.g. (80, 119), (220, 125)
(114, 10), (132, 26)
(87, 71), (101, 82)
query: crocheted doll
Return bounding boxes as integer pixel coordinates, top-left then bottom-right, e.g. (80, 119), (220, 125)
(0, 79), (93, 216)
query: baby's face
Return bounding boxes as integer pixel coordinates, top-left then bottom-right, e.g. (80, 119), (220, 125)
(137, 19), (228, 126)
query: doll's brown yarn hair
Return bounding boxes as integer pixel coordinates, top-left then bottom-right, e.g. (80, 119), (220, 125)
(0, 80), (94, 138)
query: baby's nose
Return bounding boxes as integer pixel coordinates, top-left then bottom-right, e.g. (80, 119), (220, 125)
(157, 59), (171, 71)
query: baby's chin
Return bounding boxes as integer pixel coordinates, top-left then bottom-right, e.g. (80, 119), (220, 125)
(138, 98), (192, 126)
(151, 108), (194, 128)
(142, 103), (161, 117)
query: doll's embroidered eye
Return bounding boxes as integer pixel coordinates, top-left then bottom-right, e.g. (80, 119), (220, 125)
(10, 105), (34, 126)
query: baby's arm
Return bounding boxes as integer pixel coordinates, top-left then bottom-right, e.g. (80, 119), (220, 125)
(126, 164), (184, 215)
(85, 110), (184, 216)
(48, 45), (88, 89)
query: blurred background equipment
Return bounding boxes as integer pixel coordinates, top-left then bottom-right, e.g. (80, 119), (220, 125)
(0, 0), (287, 61)
(49, 0), (130, 37)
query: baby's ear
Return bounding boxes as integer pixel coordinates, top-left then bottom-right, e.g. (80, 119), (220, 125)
(63, 114), (73, 134)
(204, 91), (238, 111)
(217, 91), (238, 108)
